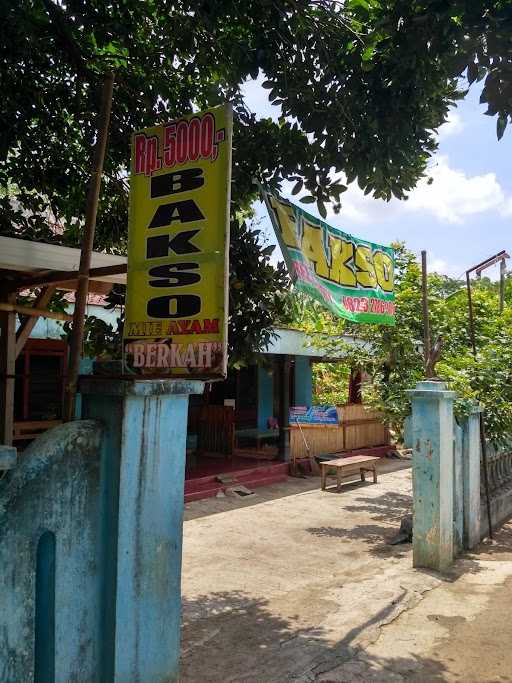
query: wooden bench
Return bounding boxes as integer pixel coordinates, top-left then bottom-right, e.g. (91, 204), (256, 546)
(320, 455), (380, 491)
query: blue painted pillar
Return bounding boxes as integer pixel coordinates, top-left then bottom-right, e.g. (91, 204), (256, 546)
(294, 356), (313, 407)
(0, 444), (16, 470)
(453, 420), (463, 555)
(73, 357), (95, 419)
(80, 378), (204, 683)
(462, 405), (481, 549)
(403, 414), (413, 449)
(257, 365), (274, 430)
(408, 380), (456, 571)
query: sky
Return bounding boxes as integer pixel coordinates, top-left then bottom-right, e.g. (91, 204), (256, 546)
(242, 77), (512, 281)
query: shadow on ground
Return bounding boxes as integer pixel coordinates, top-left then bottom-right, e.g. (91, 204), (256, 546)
(181, 590), (449, 682)
(306, 490), (413, 558)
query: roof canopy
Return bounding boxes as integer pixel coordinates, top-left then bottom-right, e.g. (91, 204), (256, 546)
(0, 236), (127, 290)
(266, 327), (365, 360)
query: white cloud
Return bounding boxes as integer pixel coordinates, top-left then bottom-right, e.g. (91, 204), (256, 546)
(424, 255), (464, 279)
(282, 155), (512, 230)
(500, 197), (512, 217)
(405, 156), (505, 224)
(438, 111), (465, 139)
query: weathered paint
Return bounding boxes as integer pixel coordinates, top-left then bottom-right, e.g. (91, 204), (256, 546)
(257, 365), (274, 430)
(0, 420), (103, 683)
(74, 357), (95, 419)
(452, 420), (463, 554)
(479, 440), (512, 538)
(81, 378), (204, 683)
(403, 414), (413, 450)
(0, 444), (16, 470)
(294, 356), (313, 407)
(461, 406), (481, 549)
(34, 530), (56, 683)
(408, 381), (456, 571)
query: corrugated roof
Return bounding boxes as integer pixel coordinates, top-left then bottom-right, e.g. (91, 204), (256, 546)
(0, 236), (127, 284)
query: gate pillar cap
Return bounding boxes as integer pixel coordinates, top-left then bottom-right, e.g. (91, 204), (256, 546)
(407, 380), (456, 400)
(79, 377), (205, 398)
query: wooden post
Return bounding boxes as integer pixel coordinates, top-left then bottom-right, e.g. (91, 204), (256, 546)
(278, 355), (290, 462)
(15, 286), (56, 358)
(0, 291), (16, 445)
(64, 72), (114, 421)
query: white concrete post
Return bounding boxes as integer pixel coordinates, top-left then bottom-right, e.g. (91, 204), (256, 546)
(462, 405), (481, 549)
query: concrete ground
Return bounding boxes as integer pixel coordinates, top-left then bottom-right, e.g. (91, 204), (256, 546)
(181, 460), (512, 682)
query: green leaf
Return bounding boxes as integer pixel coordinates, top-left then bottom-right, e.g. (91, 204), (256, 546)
(362, 45), (375, 62)
(292, 180), (303, 195)
(497, 115), (507, 141)
(467, 61), (478, 84)
(317, 200), (327, 219)
(300, 196), (316, 204)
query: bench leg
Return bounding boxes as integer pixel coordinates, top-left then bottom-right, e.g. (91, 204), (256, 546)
(373, 467), (377, 484)
(336, 468), (341, 491)
(360, 468), (366, 482)
(321, 467), (326, 491)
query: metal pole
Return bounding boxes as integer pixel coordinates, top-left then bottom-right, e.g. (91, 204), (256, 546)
(500, 259), (506, 313)
(465, 271), (477, 357)
(466, 269), (493, 539)
(421, 251), (430, 376)
(64, 72), (114, 421)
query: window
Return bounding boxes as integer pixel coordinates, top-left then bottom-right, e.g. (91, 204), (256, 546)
(14, 339), (67, 422)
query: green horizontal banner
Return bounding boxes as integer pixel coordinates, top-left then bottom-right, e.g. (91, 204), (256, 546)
(262, 190), (395, 325)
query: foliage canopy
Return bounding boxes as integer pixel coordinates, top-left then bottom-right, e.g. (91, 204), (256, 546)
(1, 1), (511, 363)
(290, 245), (512, 445)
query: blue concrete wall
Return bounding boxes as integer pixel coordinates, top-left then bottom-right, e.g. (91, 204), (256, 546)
(257, 365), (274, 430)
(0, 420), (103, 682)
(294, 356), (313, 406)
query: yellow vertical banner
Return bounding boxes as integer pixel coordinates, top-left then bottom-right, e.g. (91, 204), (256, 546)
(123, 104), (232, 378)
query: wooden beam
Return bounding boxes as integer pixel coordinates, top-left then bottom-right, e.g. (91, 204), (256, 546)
(8, 262), (127, 291)
(15, 286), (56, 359)
(0, 302), (72, 322)
(0, 292), (16, 445)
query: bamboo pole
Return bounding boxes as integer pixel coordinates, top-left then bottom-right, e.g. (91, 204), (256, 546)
(64, 72), (114, 421)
